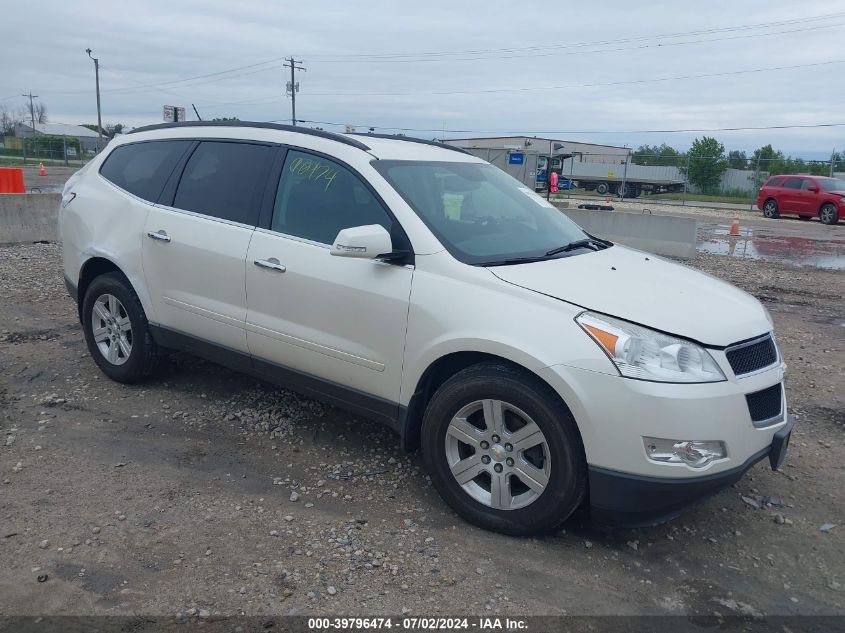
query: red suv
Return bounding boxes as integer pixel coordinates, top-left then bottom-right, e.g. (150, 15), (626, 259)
(757, 175), (845, 225)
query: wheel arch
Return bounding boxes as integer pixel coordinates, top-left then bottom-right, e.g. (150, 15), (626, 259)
(75, 256), (152, 324)
(399, 350), (582, 453)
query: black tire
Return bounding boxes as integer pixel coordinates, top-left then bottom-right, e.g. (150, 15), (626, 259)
(421, 363), (587, 536)
(82, 272), (158, 383)
(595, 182), (610, 195)
(762, 199), (779, 218)
(819, 203), (839, 225)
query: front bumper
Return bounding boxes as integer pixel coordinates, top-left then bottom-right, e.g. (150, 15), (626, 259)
(590, 415), (794, 527)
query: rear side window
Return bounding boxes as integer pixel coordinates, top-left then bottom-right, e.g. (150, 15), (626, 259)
(782, 177), (803, 189)
(173, 141), (273, 225)
(100, 140), (191, 202)
(270, 149), (392, 244)
(766, 177), (783, 187)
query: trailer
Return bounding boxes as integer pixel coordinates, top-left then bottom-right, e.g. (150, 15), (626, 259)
(552, 158), (686, 198)
(455, 146), (686, 198)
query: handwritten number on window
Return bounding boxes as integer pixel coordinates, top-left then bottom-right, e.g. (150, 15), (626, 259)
(289, 157), (338, 192)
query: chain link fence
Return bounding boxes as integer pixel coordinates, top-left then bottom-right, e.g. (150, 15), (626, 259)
(0, 135), (96, 167)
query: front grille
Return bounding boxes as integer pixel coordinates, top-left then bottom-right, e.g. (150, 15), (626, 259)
(746, 383), (783, 427)
(726, 334), (778, 376)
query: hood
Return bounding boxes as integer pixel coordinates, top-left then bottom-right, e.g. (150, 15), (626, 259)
(489, 245), (770, 347)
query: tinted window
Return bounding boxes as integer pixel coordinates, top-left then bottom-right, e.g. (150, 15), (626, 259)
(782, 177), (803, 189)
(800, 179), (816, 190)
(271, 150), (392, 244)
(100, 140), (190, 202)
(766, 177), (783, 187)
(173, 141), (272, 224)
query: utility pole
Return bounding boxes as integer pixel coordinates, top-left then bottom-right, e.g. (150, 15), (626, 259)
(86, 48), (103, 151)
(283, 57), (306, 126)
(22, 92), (39, 132)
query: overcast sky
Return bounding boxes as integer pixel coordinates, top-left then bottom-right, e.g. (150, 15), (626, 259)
(2, 0), (842, 157)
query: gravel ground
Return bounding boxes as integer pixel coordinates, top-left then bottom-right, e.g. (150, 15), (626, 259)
(0, 242), (842, 618)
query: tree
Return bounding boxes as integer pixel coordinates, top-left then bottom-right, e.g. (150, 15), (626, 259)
(34, 102), (47, 123)
(631, 143), (682, 166)
(0, 105), (22, 135)
(752, 144), (785, 173)
(727, 150), (748, 169)
(684, 136), (728, 193)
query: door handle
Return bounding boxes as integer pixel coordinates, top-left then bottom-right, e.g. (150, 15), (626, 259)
(147, 230), (171, 242)
(254, 258), (286, 273)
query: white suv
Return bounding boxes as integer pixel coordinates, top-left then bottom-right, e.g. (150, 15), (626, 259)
(60, 122), (792, 534)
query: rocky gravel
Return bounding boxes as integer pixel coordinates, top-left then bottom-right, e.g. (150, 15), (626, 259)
(0, 242), (842, 618)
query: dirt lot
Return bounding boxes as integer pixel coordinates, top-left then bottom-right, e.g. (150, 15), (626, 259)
(0, 240), (843, 619)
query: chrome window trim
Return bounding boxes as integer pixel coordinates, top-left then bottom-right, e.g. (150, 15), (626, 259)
(152, 203), (257, 232)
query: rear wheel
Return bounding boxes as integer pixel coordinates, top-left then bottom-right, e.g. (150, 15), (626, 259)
(820, 203), (839, 225)
(82, 272), (158, 383)
(595, 182), (610, 195)
(421, 363), (587, 536)
(762, 199), (779, 218)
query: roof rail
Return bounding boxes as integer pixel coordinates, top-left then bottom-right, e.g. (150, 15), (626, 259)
(348, 132), (471, 155)
(127, 120), (371, 151)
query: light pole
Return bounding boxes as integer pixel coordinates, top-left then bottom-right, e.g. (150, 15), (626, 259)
(86, 48), (103, 151)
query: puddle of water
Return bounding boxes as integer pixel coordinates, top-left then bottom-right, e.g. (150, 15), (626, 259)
(698, 227), (845, 270)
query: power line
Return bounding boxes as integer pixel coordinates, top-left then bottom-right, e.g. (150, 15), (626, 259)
(309, 22), (845, 64)
(289, 118), (845, 136)
(307, 11), (845, 61)
(304, 58), (845, 97)
(37, 11), (845, 98)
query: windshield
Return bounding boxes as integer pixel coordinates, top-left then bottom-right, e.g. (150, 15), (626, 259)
(816, 177), (845, 192)
(373, 160), (595, 265)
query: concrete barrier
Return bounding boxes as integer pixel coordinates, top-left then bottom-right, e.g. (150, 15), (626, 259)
(0, 194), (60, 245)
(555, 204), (697, 259)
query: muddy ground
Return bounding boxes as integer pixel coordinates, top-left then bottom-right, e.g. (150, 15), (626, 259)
(0, 241), (842, 618)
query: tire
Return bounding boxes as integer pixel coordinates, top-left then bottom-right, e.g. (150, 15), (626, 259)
(819, 203), (839, 225)
(595, 182), (610, 195)
(421, 363), (587, 536)
(762, 199), (779, 218)
(82, 272), (158, 383)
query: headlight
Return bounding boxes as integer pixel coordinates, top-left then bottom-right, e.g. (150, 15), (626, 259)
(575, 311), (726, 383)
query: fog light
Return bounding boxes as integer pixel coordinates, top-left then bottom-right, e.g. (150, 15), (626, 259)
(644, 437), (726, 468)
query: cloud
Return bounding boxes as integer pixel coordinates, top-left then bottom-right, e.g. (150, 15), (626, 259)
(1, 0), (842, 155)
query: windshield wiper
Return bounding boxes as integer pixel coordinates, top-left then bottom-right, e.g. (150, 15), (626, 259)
(484, 256), (551, 266)
(544, 237), (609, 257)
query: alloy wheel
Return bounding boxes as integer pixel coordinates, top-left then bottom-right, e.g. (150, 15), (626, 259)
(445, 399), (551, 510)
(91, 294), (132, 365)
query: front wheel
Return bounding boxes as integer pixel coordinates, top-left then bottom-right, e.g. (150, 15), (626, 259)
(762, 199), (779, 218)
(820, 203), (839, 225)
(421, 363), (587, 536)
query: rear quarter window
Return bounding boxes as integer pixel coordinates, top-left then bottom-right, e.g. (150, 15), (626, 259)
(99, 140), (192, 202)
(765, 177), (783, 187)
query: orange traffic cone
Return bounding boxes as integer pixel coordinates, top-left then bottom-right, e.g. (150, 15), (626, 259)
(38, 162), (46, 177)
(604, 196), (611, 205)
(729, 216), (740, 236)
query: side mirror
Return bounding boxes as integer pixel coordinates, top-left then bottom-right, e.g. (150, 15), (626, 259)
(331, 224), (392, 260)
